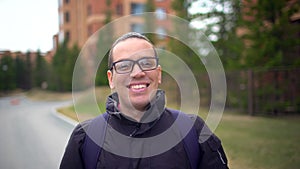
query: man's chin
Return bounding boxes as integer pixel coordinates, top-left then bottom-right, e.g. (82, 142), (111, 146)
(130, 99), (150, 111)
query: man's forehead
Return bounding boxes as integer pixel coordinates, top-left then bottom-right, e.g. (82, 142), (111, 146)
(114, 37), (153, 48)
(112, 38), (154, 55)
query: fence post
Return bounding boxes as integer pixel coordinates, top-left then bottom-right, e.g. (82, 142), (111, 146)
(248, 69), (254, 116)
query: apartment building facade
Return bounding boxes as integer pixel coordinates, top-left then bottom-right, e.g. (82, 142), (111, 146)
(57, 0), (174, 49)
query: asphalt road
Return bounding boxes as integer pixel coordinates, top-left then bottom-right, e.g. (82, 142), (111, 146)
(0, 95), (76, 169)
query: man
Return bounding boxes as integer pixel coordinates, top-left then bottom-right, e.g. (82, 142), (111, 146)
(60, 32), (229, 169)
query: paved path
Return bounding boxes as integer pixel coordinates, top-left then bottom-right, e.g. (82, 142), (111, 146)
(0, 95), (75, 169)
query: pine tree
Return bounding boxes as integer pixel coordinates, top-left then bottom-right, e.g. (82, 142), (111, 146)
(241, 0), (300, 68)
(96, 0), (114, 86)
(0, 55), (16, 91)
(15, 55), (26, 89)
(63, 45), (80, 91)
(190, 0), (243, 70)
(50, 40), (69, 91)
(34, 50), (48, 88)
(24, 51), (32, 90)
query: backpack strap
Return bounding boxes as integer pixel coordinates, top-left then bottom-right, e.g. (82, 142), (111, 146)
(82, 112), (109, 169)
(168, 108), (200, 169)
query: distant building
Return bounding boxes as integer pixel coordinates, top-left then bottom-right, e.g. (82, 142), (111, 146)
(56, 0), (175, 49)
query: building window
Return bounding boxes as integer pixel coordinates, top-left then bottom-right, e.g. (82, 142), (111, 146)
(131, 23), (144, 33)
(65, 11), (70, 23)
(65, 31), (70, 41)
(116, 4), (123, 15)
(156, 8), (167, 20)
(87, 5), (92, 16)
(131, 3), (145, 15)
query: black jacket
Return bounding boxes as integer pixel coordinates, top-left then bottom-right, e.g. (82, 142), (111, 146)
(60, 91), (229, 169)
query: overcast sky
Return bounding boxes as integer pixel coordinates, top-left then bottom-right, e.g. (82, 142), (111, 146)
(0, 0), (59, 53)
(0, 0), (205, 53)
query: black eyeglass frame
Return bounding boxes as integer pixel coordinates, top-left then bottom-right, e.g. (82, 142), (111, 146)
(109, 56), (159, 74)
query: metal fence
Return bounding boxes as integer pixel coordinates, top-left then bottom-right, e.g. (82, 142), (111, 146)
(226, 67), (300, 115)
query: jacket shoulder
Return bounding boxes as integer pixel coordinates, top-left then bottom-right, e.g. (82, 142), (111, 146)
(183, 113), (229, 168)
(59, 119), (92, 169)
(71, 119), (91, 143)
(190, 116), (229, 168)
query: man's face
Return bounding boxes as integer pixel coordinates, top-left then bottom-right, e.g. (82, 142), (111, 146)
(107, 38), (162, 111)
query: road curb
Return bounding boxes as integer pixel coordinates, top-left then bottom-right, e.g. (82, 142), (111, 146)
(51, 105), (79, 127)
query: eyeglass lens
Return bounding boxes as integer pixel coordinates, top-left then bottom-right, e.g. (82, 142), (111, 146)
(114, 57), (157, 73)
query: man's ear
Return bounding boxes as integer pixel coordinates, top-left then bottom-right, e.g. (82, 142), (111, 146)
(107, 70), (115, 89)
(157, 65), (162, 84)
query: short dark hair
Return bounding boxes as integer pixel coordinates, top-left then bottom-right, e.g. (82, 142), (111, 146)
(108, 32), (157, 69)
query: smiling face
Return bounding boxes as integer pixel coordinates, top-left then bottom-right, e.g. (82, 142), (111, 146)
(107, 38), (162, 112)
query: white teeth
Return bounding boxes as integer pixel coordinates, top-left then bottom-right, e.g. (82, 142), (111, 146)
(131, 84), (147, 89)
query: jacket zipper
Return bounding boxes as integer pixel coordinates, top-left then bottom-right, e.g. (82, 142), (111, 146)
(129, 124), (141, 137)
(217, 149), (226, 164)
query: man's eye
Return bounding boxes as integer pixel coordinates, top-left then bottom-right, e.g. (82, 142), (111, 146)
(117, 63), (131, 70)
(140, 60), (155, 68)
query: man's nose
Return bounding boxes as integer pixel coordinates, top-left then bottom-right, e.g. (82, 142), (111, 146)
(130, 63), (145, 77)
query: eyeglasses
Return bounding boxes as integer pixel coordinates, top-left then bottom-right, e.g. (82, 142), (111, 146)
(110, 57), (158, 74)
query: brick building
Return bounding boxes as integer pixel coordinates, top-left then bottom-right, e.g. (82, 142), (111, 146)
(57, 0), (174, 49)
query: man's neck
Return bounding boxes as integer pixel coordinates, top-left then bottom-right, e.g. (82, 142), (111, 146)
(118, 103), (146, 122)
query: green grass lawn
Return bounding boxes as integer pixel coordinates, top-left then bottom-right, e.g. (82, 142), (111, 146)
(216, 113), (300, 169)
